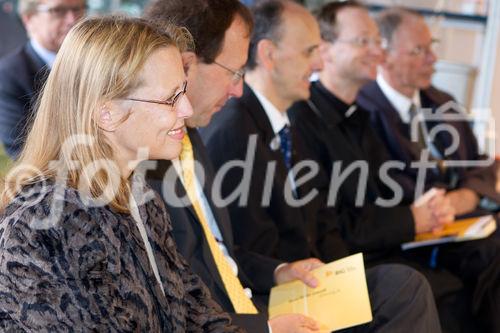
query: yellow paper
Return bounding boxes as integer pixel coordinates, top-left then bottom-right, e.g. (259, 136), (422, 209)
(415, 215), (495, 240)
(268, 253), (372, 332)
(402, 215), (496, 250)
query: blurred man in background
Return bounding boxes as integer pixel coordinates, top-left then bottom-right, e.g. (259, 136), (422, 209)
(288, 2), (496, 332)
(357, 7), (499, 216)
(0, 0), (86, 158)
(356, 7), (500, 332)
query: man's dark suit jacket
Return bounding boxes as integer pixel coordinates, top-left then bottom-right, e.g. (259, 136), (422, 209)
(145, 128), (280, 331)
(289, 82), (500, 332)
(200, 84), (349, 264)
(0, 12), (27, 58)
(0, 41), (48, 158)
(357, 81), (499, 206)
(288, 82), (467, 295)
(289, 81), (414, 256)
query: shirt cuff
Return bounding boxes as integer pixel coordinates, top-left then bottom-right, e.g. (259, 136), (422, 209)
(273, 262), (289, 284)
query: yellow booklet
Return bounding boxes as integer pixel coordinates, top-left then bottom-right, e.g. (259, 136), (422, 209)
(401, 215), (497, 250)
(268, 253), (372, 332)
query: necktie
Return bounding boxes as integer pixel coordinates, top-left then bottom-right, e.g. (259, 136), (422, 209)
(180, 135), (258, 314)
(409, 104), (447, 175)
(408, 103), (427, 150)
(278, 125), (293, 171)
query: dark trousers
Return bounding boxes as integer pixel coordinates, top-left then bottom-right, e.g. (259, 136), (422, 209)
(340, 264), (441, 333)
(365, 220), (500, 333)
(436, 234), (500, 333)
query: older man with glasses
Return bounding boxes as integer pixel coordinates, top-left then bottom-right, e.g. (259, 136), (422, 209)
(357, 7), (499, 215)
(357, 7), (500, 333)
(0, 0), (86, 158)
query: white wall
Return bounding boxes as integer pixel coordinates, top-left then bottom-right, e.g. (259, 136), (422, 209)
(490, 35), (500, 157)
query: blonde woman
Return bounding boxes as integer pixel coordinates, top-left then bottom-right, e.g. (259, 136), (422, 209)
(0, 17), (241, 332)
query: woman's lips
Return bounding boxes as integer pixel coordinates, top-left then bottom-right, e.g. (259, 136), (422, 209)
(167, 126), (186, 140)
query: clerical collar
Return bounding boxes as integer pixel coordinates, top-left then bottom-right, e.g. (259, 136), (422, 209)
(314, 81), (357, 118)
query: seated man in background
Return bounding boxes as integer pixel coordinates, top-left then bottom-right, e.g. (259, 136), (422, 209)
(290, 0), (453, 255)
(0, 0), (85, 158)
(357, 7), (499, 216)
(0, 7), (27, 58)
(200, 1), (441, 332)
(289, 2), (500, 332)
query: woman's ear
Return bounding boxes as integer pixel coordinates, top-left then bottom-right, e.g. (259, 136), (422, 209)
(98, 103), (116, 132)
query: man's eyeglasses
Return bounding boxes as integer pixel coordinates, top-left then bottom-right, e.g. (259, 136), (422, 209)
(36, 4), (87, 18)
(213, 61), (245, 84)
(125, 81), (188, 109)
(406, 38), (440, 57)
(335, 36), (387, 49)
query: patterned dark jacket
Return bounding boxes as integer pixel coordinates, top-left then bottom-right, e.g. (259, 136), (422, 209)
(0, 179), (242, 332)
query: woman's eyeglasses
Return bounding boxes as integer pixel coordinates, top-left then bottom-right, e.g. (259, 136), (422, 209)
(125, 81), (188, 108)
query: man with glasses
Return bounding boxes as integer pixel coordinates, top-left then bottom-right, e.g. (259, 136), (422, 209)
(287, 2), (495, 331)
(357, 7), (499, 215)
(0, 0), (85, 158)
(290, 1), (454, 265)
(356, 7), (500, 332)
(201, 1), (442, 332)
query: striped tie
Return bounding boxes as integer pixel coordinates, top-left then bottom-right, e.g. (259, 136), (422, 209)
(278, 125), (293, 171)
(179, 135), (258, 314)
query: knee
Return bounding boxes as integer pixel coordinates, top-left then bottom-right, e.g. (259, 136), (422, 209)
(369, 264), (433, 297)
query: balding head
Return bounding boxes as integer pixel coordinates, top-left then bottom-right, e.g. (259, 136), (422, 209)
(247, 0), (316, 70)
(246, 0), (322, 111)
(377, 8), (437, 97)
(376, 7), (423, 50)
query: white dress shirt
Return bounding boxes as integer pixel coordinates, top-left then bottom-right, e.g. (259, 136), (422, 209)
(250, 86), (297, 193)
(376, 73), (421, 123)
(376, 74), (446, 160)
(252, 88), (291, 134)
(30, 39), (57, 68)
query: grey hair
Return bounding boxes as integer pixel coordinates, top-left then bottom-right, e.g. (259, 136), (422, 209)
(375, 7), (422, 47)
(315, 0), (364, 43)
(17, 0), (40, 15)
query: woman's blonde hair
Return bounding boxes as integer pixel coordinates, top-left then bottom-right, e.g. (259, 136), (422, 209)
(1, 16), (193, 212)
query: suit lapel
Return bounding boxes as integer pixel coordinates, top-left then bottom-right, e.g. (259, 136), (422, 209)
(143, 154), (231, 303)
(240, 84), (290, 182)
(189, 128), (235, 247)
(24, 42), (49, 88)
(241, 85), (316, 250)
(366, 82), (416, 164)
(241, 85), (276, 144)
(184, 129), (243, 300)
(419, 89), (462, 160)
